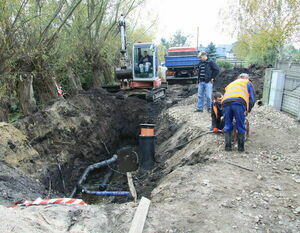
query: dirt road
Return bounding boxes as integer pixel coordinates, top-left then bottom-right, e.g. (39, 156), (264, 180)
(144, 91), (300, 233)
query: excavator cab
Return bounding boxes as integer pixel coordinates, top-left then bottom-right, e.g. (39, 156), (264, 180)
(107, 14), (165, 100)
(133, 43), (158, 81)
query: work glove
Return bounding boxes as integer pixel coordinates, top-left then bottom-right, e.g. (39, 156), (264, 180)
(213, 128), (219, 133)
(213, 128), (223, 133)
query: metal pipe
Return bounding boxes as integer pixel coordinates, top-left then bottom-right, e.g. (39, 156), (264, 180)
(69, 154), (118, 198)
(80, 186), (130, 196)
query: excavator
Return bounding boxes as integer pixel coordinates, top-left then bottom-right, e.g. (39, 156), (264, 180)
(104, 14), (166, 101)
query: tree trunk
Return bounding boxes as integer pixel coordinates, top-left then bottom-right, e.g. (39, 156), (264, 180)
(92, 67), (105, 87)
(103, 65), (113, 84)
(67, 63), (82, 94)
(18, 74), (37, 115)
(33, 73), (63, 103)
(0, 98), (9, 122)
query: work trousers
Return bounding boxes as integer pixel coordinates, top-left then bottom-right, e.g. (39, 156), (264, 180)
(223, 103), (246, 133)
(139, 62), (151, 73)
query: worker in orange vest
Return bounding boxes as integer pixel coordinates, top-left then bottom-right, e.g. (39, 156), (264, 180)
(211, 92), (224, 133)
(222, 73), (255, 152)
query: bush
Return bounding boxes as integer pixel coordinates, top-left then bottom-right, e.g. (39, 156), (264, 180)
(217, 59), (233, 70)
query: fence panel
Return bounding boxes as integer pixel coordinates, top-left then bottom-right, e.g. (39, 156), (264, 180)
(276, 61), (300, 120)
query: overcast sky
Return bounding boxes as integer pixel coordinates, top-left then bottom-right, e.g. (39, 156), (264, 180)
(143, 0), (235, 46)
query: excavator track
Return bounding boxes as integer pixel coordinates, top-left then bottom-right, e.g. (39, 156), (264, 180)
(145, 88), (166, 102)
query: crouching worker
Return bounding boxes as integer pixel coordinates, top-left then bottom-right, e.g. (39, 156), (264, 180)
(222, 73), (255, 152)
(212, 92), (224, 133)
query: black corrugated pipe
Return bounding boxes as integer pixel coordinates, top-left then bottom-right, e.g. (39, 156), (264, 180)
(69, 154), (118, 198)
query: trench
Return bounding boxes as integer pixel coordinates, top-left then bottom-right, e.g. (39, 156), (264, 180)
(8, 77), (247, 205)
(1, 67), (265, 205)
(37, 97), (163, 204)
(38, 85), (199, 205)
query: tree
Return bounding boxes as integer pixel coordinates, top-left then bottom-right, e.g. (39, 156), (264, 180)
(169, 30), (190, 47)
(160, 31), (190, 48)
(206, 42), (217, 60)
(281, 44), (300, 59)
(222, 0), (300, 65)
(55, 0), (148, 89)
(158, 38), (170, 62)
(0, 0), (150, 120)
(233, 29), (281, 65)
(160, 38), (170, 49)
(0, 0), (83, 116)
(158, 31), (190, 62)
(157, 44), (168, 63)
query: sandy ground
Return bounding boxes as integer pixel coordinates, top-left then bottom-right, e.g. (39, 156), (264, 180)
(145, 93), (300, 233)
(0, 86), (299, 232)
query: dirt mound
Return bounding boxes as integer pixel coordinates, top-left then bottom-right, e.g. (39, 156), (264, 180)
(0, 162), (46, 205)
(0, 123), (46, 204)
(214, 66), (265, 99)
(0, 122), (39, 169)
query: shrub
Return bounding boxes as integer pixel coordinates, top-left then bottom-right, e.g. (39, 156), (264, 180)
(217, 59), (233, 70)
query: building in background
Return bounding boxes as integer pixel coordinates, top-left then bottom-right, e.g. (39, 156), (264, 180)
(197, 44), (235, 59)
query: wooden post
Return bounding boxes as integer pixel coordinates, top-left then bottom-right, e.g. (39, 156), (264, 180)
(127, 172), (137, 202)
(128, 197), (151, 233)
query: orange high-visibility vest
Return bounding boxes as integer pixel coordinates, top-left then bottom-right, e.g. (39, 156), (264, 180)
(223, 79), (250, 111)
(213, 102), (219, 119)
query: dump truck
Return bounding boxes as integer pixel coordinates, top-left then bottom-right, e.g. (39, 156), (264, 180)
(165, 47), (199, 83)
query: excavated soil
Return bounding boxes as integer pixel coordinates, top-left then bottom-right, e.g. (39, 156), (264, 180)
(0, 88), (162, 203)
(1, 79), (300, 233)
(214, 65), (265, 99)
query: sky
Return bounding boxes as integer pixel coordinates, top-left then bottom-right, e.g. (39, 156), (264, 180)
(143, 0), (235, 47)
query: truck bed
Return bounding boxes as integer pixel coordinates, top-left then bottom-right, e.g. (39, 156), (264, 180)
(165, 55), (199, 68)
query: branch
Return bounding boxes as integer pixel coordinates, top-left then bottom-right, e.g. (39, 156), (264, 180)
(131, 17), (158, 43)
(38, 0), (65, 45)
(124, 0), (138, 17)
(102, 1), (121, 42)
(46, 0), (83, 47)
(86, 0), (106, 29)
(11, 0), (30, 29)
(95, 0), (110, 38)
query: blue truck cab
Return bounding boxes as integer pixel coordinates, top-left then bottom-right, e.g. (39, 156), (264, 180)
(165, 47), (199, 82)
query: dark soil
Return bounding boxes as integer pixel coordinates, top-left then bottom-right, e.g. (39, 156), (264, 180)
(214, 65), (265, 99)
(11, 88), (162, 198)
(0, 161), (46, 205)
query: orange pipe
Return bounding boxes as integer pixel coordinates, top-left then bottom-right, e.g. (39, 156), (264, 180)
(140, 128), (155, 136)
